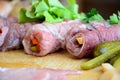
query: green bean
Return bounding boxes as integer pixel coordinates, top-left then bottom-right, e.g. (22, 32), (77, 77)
(113, 56), (120, 68)
(109, 53), (120, 65)
(81, 45), (120, 70)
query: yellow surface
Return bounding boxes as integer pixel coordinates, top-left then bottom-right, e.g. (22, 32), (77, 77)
(68, 69), (102, 80)
(0, 50), (102, 80)
(0, 50), (86, 69)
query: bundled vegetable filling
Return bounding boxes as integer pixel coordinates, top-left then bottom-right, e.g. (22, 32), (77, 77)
(30, 37), (40, 52)
(76, 37), (84, 45)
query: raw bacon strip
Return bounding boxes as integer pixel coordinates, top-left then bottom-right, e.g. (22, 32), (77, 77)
(23, 20), (82, 56)
(65, 21), (113, 58)
(0, 68), (81, 80)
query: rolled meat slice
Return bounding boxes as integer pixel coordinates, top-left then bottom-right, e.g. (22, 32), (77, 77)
(0, 17), (33, 51)
(0, 23), (32, 51)
(65, 21), (116, 58)
(0, 26), (9, 46)
(23, 19), (82, 56)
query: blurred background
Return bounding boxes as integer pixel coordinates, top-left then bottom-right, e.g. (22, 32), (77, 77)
(78, 0), (120, 19)
(61, 0), (120, 19)
(0, 0), (120, 19)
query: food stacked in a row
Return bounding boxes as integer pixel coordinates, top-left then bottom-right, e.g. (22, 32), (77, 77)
(0, 14), (120, 58)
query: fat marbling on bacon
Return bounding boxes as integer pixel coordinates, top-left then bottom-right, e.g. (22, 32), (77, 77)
(65, 21), (120, 58)
(22, 19), (82, 56)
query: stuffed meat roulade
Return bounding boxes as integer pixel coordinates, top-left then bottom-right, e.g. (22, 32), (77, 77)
(65, 21), (116, 58)
(0, 17), (33, 51)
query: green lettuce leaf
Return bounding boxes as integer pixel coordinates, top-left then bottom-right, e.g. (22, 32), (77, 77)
(80, 8), (104, 23)
(109, 11), (120, 25)
(18, 0), (80, 23)
(18, 8), (41, 23)
(35, 0), (49, 13)
(47, 0), (64, 8)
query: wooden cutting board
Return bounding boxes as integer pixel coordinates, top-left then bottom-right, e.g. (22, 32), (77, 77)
(0, 50), (102, 80)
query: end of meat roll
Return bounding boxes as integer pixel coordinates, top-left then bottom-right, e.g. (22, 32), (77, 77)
(66, 29), (100, 58)
(23, 24), (60, 56)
